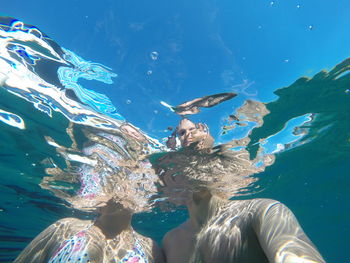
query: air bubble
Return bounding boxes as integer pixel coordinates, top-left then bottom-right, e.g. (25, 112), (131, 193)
(270, 1), (275, 6)
(147, 70), (153, 75)
(308, 25), (313, 30)
(126, 99), (132, 104)
(150, 51), (159, 60)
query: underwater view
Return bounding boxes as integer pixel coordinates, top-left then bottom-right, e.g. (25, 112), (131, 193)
(0, 1), (349, 262)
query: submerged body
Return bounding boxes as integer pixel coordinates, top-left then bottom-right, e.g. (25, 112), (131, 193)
(159, 116), (325, 263)
(15, 200), (164, 263)
(14, 124), (165, 263)
(14, 218), (161, 263)
(164, 196), (325, 263)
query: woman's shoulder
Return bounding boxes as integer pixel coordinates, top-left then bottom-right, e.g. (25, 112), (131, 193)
(54, 217), (89, 224)
(50, 217), (93, 231)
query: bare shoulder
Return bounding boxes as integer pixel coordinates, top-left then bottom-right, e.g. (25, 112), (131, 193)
(163, 220), (195, 263)
(231, 198), (292, 227)
(230, 198), (282, 207)
(163, 222), (182, 250)
(163, 220), (192, 245)
(248, 198), (291, 216)
(150, 239), (166, 263)
(14, 218), (93, 263)
(227, 198), (285, 213)
(134, 232), (165, 263)
(56, 217), (90, 226)
(250, 198), (284, 206)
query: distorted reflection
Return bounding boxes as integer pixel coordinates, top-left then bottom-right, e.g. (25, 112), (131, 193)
(0, 17), (164, 263)
(15, 122), (165, 263)
(0, 16), (330, 263)
(151, 96), (325, 262)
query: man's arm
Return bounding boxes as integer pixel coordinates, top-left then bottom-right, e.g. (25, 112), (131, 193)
(252, 199), (325, 263)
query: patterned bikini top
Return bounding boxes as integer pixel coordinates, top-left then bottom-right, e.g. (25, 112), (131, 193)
(48, 224), (148, 263)
(118, 238), (147, 263)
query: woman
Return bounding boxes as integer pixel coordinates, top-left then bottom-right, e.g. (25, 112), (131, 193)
(15, 123), (165, 262)
(14, 199), (164, 262)
(0, 17), (165, 262)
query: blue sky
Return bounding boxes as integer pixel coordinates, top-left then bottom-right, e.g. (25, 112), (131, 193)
(2, 0), (350, 140)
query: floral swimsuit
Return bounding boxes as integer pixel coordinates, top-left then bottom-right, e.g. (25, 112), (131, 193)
(48, 227), (148, 263)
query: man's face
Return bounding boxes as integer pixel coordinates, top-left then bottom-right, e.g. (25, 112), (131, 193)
(177, 119), (208, 147)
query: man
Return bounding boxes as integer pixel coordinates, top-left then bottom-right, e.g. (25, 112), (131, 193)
(154, 117), (325, 263)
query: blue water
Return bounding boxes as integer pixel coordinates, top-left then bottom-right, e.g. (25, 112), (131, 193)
(1, 1), (349, 262)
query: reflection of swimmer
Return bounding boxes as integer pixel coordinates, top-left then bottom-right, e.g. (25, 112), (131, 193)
(166, 119), (214, 151)
(155, 117), (269, 204)
(14, 199), (164, 263)
(17, 123), (164, 262)
(1, 17), (166, 262)
(154, 116), (325, 262)
(41, 123), (160, 212)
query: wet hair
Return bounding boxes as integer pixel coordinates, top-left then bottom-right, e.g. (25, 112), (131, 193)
(41, 124), (160, 213)
(152, 138), (274, 206)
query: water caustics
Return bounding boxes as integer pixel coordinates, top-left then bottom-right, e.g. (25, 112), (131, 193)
(0, 13), (349, 262)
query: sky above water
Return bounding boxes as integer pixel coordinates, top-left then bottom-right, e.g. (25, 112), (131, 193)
(1, 2), (350, 262)
(2, 0), (350, 140)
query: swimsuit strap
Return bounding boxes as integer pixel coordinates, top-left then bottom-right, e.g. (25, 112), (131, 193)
(49, 223), (148, 263)
(118, 231), (148, 263)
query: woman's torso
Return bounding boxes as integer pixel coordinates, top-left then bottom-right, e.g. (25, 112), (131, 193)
(15, 218), (155, 263)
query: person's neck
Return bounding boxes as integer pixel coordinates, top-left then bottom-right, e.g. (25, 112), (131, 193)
(94, 207), (132, 239)
(186, 189), (227, 231)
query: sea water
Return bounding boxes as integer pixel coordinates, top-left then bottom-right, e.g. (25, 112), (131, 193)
(0, 5), (349, 263)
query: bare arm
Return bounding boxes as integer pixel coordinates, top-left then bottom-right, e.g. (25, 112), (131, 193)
(252, 199), (325, 263)
(162, 220), (195, 263)
(152, 240), (166, 263)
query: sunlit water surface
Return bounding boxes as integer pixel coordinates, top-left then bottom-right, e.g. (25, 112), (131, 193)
(0, 13), (349, 263)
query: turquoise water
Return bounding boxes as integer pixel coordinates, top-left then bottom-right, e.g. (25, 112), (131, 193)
(0, 1), (350, 262)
